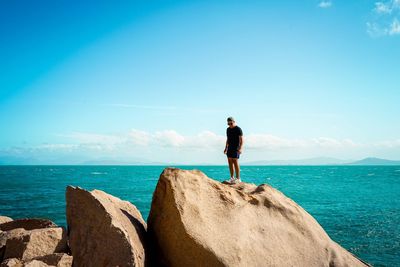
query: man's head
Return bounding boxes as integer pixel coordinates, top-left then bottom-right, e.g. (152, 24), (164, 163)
(227, 117), (236, 128)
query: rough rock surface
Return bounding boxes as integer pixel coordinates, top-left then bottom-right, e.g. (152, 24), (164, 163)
(3, 227), (67, 261)
(32, 253), (72, 267)
(0, 257), (23, 267)
(148, 167), (370, 267)
(66, 186), (147, 267)
(0, 219), (57, 232)
(0, 253), (72, 267)
(22, 259), (48, 267)
(0, 218), (12, 225)
(1, 229), (26, 261)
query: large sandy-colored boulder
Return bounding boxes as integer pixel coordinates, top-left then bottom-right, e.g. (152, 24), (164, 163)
(3, 227), (67, 261)
(66, 186), (147, 267)
(0, 217), (12, 225)
(148, 167), (370, 267)
(0, 219), (57, 232)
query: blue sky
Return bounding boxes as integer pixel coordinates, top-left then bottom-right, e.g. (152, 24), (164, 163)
(0, 0), (399, 164)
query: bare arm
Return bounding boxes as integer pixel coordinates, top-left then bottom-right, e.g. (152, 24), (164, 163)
(224, 139), (229, 153)
(238, 136), (244, 153)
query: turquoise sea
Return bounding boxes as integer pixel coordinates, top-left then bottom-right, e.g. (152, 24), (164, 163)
(0, 165), (399, 266)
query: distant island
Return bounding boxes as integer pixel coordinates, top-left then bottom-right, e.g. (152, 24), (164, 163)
(346, 157), (400, 166)
(242, 157), (351, 166)
(242, 157), (400, 166)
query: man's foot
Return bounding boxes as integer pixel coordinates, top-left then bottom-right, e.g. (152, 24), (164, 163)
(224, 177), (236, 184)
(234, 177), (242, 183)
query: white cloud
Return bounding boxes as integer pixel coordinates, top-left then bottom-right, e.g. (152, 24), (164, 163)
(367, 19), (398, 37)
(59, 129), (225, 150)
(128, 129), (151, 146)
(2, 129), (400, 164)
(183, 131), (226, 149)
(368, 1), (400, 36)
(35, 144), (79, 151)
(375, 2), (392, 14)
(318, 1), (332, 8)
(367, 22), (384, 37)
(375, 0), (400, 13)
(311, 137), (360, 148)
(245, 134), (306, 150)
(153, 130), (185, 147)
(389, 18), (400, 34)
(373, 138), (400, 148)
(18, 130), (400, 152)
(312, 137), (342, 147)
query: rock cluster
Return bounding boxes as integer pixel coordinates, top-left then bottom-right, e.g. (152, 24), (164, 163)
(1, 167), (371, 267)
(0, 218), (70, 267)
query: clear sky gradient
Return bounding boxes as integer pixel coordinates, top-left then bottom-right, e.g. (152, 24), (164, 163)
(1, 0), (399, 164)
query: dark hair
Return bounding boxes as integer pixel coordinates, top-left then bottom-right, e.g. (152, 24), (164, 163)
(227, 116), (235, 122)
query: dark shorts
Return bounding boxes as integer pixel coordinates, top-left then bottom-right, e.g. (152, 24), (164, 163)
(227, 149), (240, 159)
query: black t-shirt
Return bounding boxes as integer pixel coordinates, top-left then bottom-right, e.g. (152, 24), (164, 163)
(226, 126), (243, 150)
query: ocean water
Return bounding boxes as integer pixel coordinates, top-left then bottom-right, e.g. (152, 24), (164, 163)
(0, 165), (399, 266)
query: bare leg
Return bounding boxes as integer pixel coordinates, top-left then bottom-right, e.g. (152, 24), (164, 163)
(232, 158), (240, 179)
(228, 157), (234, 178)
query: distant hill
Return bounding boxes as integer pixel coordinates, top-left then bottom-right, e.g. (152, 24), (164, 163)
(243, 157), (400, 166)
(242, 157), (352, 166)
(348, 157), (400, 165)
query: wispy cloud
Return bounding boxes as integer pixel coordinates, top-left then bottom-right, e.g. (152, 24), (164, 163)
(374, 0), (400, 13)
(375, 2), (393, 14)
(105, 103), (223, 113)
(105, 103), (177, 110)
(11, 130), (400, 153)
(58, 130), (362, 151)
(56, 129), (225, 150)
(2, 129), (400, 164)
(367, 0), (400, 36)
(318, 1), (332, 8)
(389, 18), (400, 34)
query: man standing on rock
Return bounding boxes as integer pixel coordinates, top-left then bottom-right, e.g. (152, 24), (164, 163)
(224, 117), (243, 184)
